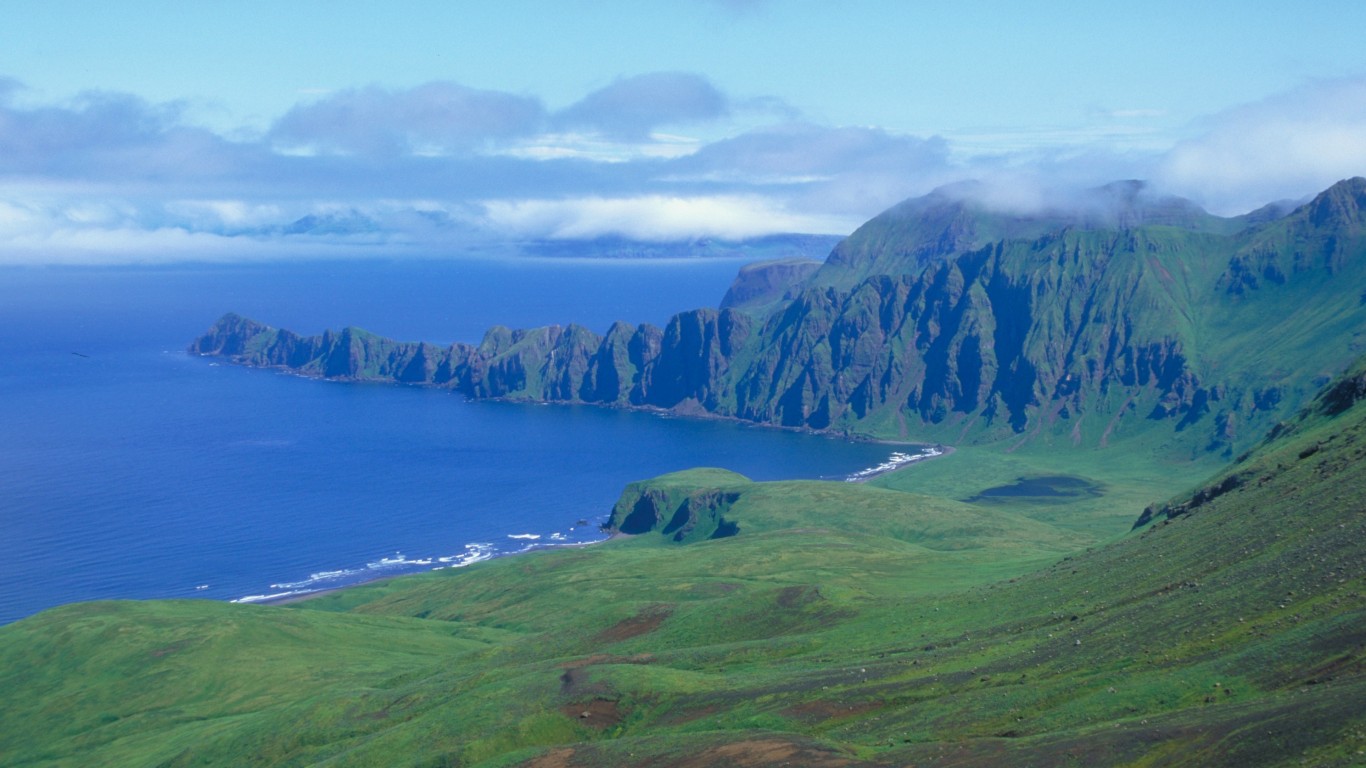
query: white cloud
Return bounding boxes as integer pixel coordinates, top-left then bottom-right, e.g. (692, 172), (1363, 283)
(497, 131), (702, 163)
(1156, 77), (1366, 213)
(269, 82), (546, 156)
(1, 73), (1364, 262)
(0, 200), (42, 234)
(0, 221), (419, 266)
(481, 195), (856, 241)
(163, 199), (285, 229)
(553, 73), (729, 141)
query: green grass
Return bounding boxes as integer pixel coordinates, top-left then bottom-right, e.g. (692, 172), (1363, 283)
(3, 371), (1364, 766)
(0, 600), (501, 766)
(868, 438), (1219, 541)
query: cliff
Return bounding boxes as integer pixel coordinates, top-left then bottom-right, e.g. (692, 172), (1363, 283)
(718, 257), (823, 312)
(191, 178), (1366, 456)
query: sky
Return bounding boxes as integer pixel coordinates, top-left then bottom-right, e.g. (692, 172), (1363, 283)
(2, 0), (1365, 263)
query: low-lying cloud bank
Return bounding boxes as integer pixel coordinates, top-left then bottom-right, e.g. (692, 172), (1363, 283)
(1155, 78), (1366, 214)
(0, 74), (1362, 264)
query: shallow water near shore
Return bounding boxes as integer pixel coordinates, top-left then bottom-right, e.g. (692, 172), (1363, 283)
(0, 257), (904, 624)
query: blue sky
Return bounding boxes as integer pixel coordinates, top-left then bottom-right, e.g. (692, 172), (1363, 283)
(2, 0), (1365, 262)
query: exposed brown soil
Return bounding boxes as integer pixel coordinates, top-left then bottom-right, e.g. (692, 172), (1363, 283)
(651, 703), (721, 726)
(558, 653), (655, 669)
(776, 585), (821, 609)
(782, 699), (884, 725)
(559, 654), (656, 697)
(594, 604), (674, 643)
(559, 698), (623, 732)
(655, 737), (863, 768)
(519, 747), (576, 768)
(557, 666), (595, 697)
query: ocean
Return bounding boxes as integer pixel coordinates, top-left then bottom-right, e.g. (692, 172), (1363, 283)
(0, 256), (900, 624)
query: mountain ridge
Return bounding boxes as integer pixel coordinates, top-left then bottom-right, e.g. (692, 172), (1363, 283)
(5, 178), (1365, 766)
(191, 177), (1366, 459)
(811, 178), (1242, 290)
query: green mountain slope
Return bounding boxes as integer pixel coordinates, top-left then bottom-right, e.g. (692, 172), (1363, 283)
(22, 179), (1358, 765)
(811, 179), (1234, 290)
(718, 257), (824, 313)
(3, 357), (1363, 766)
(192, 178), (1366, 459)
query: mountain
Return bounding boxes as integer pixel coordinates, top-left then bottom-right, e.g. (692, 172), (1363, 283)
(191, 178), (1366, 459)
(811, 179), (1235, 290)
(280, 210), (384, 236)
(4, 178), (1364, 766)
(4, 346), (1363, 766)
(718, 257), (824, 312)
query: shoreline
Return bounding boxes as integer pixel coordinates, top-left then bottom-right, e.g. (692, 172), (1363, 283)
(249, 536), (611, 607)
(247, 447), (950, 609)
(198, 351), (938, 449)
(843, 443), (953, 483)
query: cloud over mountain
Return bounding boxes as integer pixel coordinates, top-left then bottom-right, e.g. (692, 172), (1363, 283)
(1157, 78), (1366, 213)
(0, 72), (1362, 263)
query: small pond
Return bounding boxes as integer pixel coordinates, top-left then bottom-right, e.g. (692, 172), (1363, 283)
(965, 475), (1104, 503)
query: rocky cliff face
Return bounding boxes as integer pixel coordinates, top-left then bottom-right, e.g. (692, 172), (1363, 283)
(191, 178), (1366, 456)
(719, 258), (823, 311)
(608, 471), (746, 543)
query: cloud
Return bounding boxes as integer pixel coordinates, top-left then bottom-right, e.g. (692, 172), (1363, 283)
(269, 82), (546, 156)
(675, 123), (948, 180)
(481, 194), (855, 241)
(3, 72), (1365, 263)
(0, 224), (381, 266)
(162, 199), (287, 231)
(1155, 77), (1366, 213)
(554, 72), (729, 141)
(0, 91), (176, 168)
(0, 89), (268, 195)
(665, 123), (955, 216)
(499, 131), (703, 163)
(0, 76), (22, 103)
(0, 193), (486, 265)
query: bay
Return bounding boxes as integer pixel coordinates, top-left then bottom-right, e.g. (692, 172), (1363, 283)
(0, 256), (898, 624)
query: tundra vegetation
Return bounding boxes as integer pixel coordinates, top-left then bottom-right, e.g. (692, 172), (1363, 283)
(3, 180), (1365, 767)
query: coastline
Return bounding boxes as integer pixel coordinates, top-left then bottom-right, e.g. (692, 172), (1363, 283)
(199, 350), (932, 449)
(246, 446), (950, 609)
(249, 536), (611, 607)
(843, 443), (952, 483)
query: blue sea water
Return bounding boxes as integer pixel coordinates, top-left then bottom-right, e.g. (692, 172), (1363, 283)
(0, 257), (899, 624)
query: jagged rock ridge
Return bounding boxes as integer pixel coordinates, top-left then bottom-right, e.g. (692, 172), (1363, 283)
(191, 178), (1366, 455)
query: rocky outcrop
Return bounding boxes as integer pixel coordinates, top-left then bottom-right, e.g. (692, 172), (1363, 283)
(1133, 349), (1366, 528)
(607, 470), (748, 543)
(719, 258), (823, 311)
(191, 178), (1366, 456)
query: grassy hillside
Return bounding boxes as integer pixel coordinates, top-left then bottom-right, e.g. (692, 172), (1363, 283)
(812, 179), (1235, 290)
(8, 180), (1364, 766)
(3, 360), (1363, 766)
